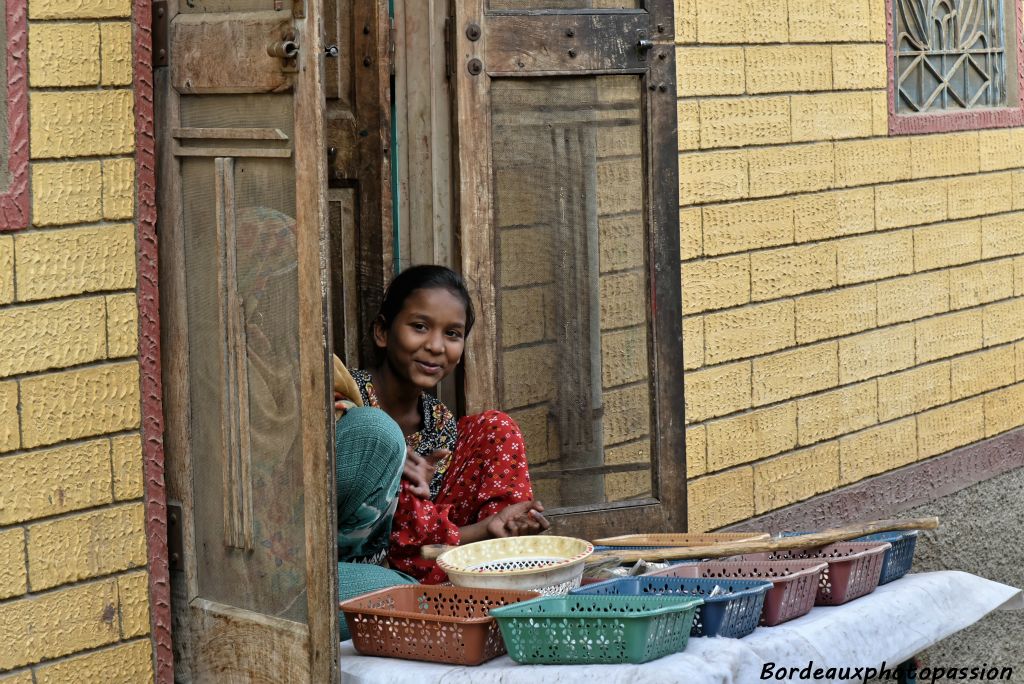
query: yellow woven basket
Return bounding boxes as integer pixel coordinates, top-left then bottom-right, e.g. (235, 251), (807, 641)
(437, 536), (594, 595)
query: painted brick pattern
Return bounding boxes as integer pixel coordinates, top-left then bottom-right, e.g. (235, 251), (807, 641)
(30, 90), (134, 158)
(34, 640), (153, 684)
(111, 434), (144, 502)
(0, 579), (121, 670)
(15, 223), (137, 301)
(0, 297), (107, 377)
(20, 362), (141, 449)
(99, 23), (133, 87)
(0, 0), (152, 676)
(31, 161), (103, 226)
(28, 23), (100, 87)
(0, 530), (27, 600)
(677, 0), (1024, 530)
(0, 439), (113, 525)
(102, 158), (136, 219)
(0, 239), (12, 306)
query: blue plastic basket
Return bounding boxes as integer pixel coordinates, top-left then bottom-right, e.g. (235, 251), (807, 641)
(854, 531), (918, 584)
(571, 576), (772, 638)
(782, 531), (918, 585)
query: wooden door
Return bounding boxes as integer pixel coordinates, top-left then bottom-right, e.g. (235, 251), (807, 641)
(452, 0), (684, 538)
(322, 0), (393, 367)
(155, 1), (338, 681)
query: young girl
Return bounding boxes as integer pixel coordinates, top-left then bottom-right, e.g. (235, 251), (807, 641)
(335, 265), (548, 594)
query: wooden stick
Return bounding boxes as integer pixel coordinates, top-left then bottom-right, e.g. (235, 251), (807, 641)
(589, 517), (939, 564)
(421, 544), (451, 560)
(593, 532), (769, 546)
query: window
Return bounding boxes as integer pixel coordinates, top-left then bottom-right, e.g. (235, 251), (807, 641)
(889, 0), (1024, 132)
(0, 0), (29, 230)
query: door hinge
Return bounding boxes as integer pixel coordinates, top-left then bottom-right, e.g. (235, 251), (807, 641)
(388, 17), (397, 77)
(167, 501), (184, 572)
(152, 0), (168, 67)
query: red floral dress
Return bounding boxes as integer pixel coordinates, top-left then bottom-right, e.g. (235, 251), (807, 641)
(351, 371), (535, 584)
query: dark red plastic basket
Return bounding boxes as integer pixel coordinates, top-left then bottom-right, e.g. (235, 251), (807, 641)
(649, 559), (827, 626)
(737, 542), (890, 606)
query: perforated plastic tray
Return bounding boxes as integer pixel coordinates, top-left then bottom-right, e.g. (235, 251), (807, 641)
(650, 559), (827, 626)
(490, 593), (702, 664)
(339, 584), (539, 665)
(783, 531), (918, 585)
(738, 542), (891, 606)
(855, 531), (918, 584)
(571, 576), (771, 638)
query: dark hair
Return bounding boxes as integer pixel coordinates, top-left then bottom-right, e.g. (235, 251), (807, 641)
(375, 264), (475, 338)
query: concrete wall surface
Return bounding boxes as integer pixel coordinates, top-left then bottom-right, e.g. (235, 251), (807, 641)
(908, 467), (1024, 675)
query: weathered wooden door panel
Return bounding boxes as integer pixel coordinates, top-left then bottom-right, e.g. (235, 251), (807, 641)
(169, 12), (293, 93)
(323, 0), (392, 366)
(156, 0), (337, 681)
(452, 0), (684, 538)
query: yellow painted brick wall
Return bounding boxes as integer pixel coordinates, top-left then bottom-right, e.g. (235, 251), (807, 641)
(678, 0), (1024, 530)
(0, 1), (153, 678)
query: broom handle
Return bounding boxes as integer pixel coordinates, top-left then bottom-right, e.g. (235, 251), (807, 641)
(589, 516), (939, 564)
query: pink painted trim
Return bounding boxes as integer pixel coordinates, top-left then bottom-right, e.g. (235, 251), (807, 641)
(132, 0), (174, 681)
(887, 0), (1024, 135)
(0, 0), (29, 230)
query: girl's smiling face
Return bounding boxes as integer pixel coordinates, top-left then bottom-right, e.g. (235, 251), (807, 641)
(374, 286), (467, 391)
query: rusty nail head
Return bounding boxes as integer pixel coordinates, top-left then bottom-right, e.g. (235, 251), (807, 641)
(648, 84), (656, 91)
(658, 83), (667, 92)
(466, 23), (481, 41)
(468, 58), (483, 75)
(659, 52), (667, 60)
(657, 23), (664, 32)
(568, 48), (577, 58)
(566, 28), (575, 37)
(363, 24), (370, 35)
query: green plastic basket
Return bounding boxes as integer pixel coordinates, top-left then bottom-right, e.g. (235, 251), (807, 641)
(489, 593), (703, 665)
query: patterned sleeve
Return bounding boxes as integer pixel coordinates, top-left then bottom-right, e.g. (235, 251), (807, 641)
(348, 368), (375, 408)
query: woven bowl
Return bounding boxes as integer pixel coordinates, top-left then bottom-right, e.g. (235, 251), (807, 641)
(437, 536), (594, 595)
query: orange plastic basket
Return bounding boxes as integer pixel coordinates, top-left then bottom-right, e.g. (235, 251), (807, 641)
(340, 584), (540, 665)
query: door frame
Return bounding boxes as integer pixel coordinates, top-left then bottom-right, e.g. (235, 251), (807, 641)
(133, 0), (174, 680)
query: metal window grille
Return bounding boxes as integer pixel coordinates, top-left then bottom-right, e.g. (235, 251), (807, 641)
(895, 0), (1009, 112)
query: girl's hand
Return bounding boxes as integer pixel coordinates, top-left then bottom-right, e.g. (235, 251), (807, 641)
(485, 500), (549, 538)
(334, 391), (356, 416)
(402, 448), (447, 499)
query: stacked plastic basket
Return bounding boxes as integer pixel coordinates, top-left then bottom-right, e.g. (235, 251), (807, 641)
(340, 529), (918, 666)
